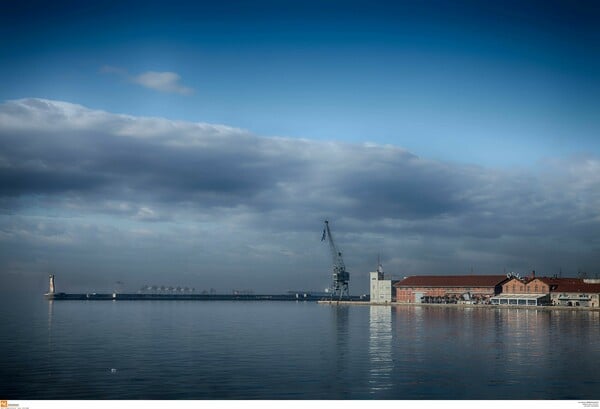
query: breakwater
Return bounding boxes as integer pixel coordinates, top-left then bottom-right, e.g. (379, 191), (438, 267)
(46, 292), (367, 302)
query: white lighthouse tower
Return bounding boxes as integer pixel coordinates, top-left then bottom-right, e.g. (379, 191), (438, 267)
(47, 274), (56, 295)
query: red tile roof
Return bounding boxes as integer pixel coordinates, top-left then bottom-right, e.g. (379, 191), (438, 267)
(394, 275), (508, 288)
(538, 278), (600, 293)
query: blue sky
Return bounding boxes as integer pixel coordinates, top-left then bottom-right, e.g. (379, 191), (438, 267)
(1, 1), (599, 295)
(2, 0), (598, 166)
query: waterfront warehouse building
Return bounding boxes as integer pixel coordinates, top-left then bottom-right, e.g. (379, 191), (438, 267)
(370, 263), (397, 303)
(490, 274), (600, 307)
(549, 278), (600, 307)
(394, 275), (507, 304)
(491, 275), (552, 306)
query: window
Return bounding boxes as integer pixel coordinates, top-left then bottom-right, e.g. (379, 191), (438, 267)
(534, 285), (538, 292)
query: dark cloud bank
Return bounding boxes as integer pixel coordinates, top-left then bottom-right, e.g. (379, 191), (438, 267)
(1, 99), (599, 294)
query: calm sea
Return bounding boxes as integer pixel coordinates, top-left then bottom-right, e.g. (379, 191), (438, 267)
(1, 297), (599, 399)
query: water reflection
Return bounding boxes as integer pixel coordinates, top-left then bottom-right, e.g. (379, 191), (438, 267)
(368, 306), (393, 394)
(499, 309), (550, 360)
(6, 301), (600, 399)
(333, 305), (349, 359)
(480, 308), (559, 398)
(47, 299), (54, 348)
(47, 299), (54, 330)
(331, 305), (349, 395)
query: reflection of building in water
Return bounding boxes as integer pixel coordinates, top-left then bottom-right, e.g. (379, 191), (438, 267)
(47, 298), (54, 350)
(47, 299), (54, 330)
(368, 306), (393, 394)
(492, 308), (551, 375)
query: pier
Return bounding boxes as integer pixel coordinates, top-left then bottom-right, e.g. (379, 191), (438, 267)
(46, 292), (367, 302)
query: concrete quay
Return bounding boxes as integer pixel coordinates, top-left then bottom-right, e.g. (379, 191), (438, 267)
(317, 300), (600, 311)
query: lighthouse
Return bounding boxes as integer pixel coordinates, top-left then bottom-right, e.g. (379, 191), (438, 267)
(48, 274), (55, 295)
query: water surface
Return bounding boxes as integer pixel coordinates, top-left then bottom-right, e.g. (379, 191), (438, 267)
(1, 298), (599, 399)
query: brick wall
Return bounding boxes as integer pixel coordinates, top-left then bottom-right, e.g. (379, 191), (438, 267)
(501, 278), (549, 294)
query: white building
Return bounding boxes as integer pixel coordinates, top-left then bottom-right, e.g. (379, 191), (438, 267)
(370, 263), (394, 303)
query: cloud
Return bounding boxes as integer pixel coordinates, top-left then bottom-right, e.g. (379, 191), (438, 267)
(101, 65), (194, 95)
(132, 71), (194, 95)
(1, 98), (599, 293)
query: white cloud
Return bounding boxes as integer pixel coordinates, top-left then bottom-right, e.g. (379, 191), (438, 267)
(132, 71), (194, 95)
(101, 65), (194, 95)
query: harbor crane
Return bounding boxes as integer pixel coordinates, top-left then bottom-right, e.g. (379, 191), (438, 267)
(321, 220), (350, 299)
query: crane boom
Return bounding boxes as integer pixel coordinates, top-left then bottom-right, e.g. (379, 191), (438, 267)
(321, 220), (350, 299)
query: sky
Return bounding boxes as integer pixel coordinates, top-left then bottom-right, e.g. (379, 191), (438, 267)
(0, 0), (599, 295)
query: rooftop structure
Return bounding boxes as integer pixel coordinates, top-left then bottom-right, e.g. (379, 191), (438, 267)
(395, 275), (508, 287)
(541, 278), (600, 294)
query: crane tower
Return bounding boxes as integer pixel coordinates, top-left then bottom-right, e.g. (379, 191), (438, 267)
(321, 220), (350, 299)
